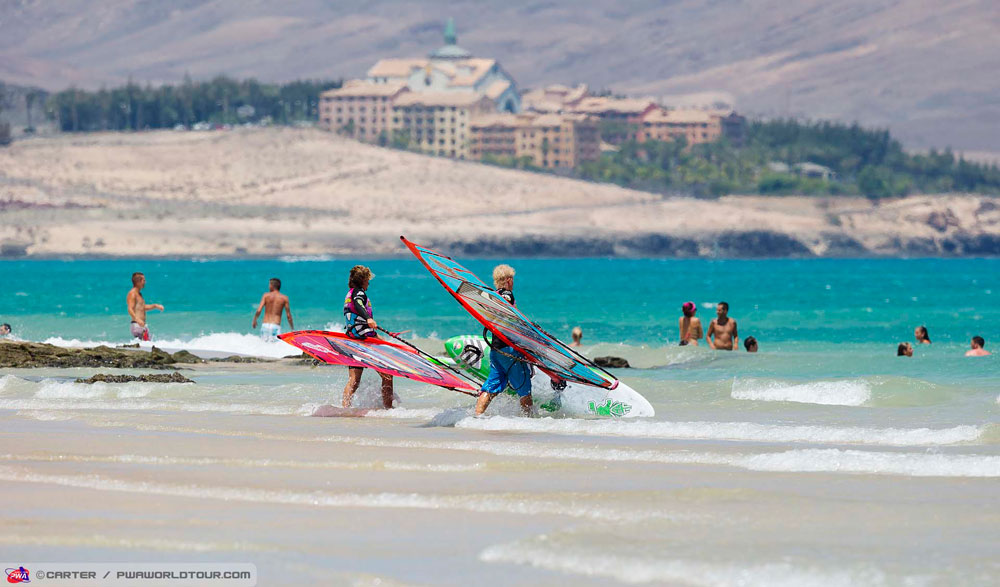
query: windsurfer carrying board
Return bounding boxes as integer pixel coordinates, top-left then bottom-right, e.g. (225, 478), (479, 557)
(342, 265), (394, 409)
(476, 264), (534, 416)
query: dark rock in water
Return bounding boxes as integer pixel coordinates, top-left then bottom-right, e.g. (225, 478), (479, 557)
(594, 356), (630, 368)
(171, 350), (202, 363)
(75, 372), (194, 384)
(0, 340), (180, 369)
(149, 346), (176, 365)
(209, 355), (272, 363)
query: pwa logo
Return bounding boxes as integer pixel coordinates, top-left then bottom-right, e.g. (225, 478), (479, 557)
(5, 567), (30, 584)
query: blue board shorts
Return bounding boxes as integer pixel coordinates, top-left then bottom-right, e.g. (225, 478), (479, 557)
(260, 323), (281, 342)
(481, 345), (532, 398)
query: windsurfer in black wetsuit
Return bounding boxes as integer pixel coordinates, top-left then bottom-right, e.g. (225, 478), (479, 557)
(342, 265), (394, 409)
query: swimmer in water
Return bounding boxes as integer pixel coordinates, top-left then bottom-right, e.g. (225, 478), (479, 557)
(570, 326), (583, 347)
(706, 302), (738, 351)
(744, 336), (758, 353)
(897, 342), (913, 357)
(965, 336), (991, 357)
(914, 325), (931, 344)
(678, 301), (702, 346)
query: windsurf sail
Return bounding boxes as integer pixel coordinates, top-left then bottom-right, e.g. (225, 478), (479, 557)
(279, 330), (478, 393)
(400, 236), (618, 389)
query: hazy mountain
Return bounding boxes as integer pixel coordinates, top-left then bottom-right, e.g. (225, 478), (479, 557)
(1, 0), (997, 151)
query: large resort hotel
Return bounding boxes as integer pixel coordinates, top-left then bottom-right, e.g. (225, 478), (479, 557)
(319, 19), (742, 166)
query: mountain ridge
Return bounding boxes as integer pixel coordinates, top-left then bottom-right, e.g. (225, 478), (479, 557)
(0, 1), (997, 150)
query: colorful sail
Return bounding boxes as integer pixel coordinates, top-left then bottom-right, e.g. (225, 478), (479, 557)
(400, 236), (618, 389)
(279, 330), (477, 392)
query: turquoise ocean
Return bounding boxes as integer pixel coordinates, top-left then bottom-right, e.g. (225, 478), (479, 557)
(2, 257), (999, 584)
(3, 256), (999, 428)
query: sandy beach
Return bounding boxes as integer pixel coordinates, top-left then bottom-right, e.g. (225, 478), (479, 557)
(2, 355), (997, 586)
(1, 127), (998, 258)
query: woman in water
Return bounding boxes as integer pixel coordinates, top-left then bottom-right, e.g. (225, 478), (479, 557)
(914, 325), (931, 344)
(342, 265), (394, 409)
(678, 301), (703, 346)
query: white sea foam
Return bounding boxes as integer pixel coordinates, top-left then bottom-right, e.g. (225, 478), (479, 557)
(480, 542), (897, 586)
(0, 375), (16, 394)
(0, 533), (264, 554)
(35, 380), (122, 399)
(0, 398), (303, 416)
(740, 449), (1000, 477)
(0, 453), (485, 473)
(43, 332), (298, 358)
(278, 254), (333, 262)
(81, 422), (999, 478)
(452, 416), (982, 446)
(0, 466), (682, 522)
(731, 378), (871, 406)
(14, 410), (75, 421)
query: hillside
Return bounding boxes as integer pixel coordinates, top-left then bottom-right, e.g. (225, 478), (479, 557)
(0, 127), (998, 258)
(0, 1), (997, 153)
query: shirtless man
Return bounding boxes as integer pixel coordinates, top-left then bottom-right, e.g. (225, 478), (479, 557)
(965, 336), (991, 357)
(126, 272), (163, 341)
(705, 301), (738, 351)
(252, 278), (293, 342)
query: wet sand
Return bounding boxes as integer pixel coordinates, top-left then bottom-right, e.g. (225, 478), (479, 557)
(2, 359), (998, 585)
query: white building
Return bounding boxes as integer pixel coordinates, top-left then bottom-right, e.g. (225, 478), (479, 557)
(366, 18), (521, 113)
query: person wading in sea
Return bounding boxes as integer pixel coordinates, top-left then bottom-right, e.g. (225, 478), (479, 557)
(965, 336), (991, 357)
(126, 272), (163, 341)
(678, 301), (703, 346)
(342, 265), (394, 409)
(476, 264), (535, 416)
(252, 278), (294, 342)
(706, 301), (738, 351)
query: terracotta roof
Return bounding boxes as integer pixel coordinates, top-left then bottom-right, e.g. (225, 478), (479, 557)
(484, 80), (511, 99)
(367, 58), (428, 78)
(470, 113), (522, 128)
(643, 108), (714, 124)
(394, 92), (492, 107)
(471, 112), (592, 129)
(322, 82), (408, 98)
(368, 57), (498, 89)
(448, 58), (496, 87)
(572, 97), (656, 115)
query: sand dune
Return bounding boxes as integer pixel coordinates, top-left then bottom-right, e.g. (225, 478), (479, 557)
(0, 128), (997, 257)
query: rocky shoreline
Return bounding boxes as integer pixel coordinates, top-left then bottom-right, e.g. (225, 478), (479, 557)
(0, 341), (297, 369)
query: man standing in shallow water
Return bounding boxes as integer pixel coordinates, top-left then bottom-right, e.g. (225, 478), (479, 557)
(252, 278), (294, 342)
(706, 301), (738, 351)
(126, 272), (163, 341)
